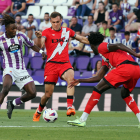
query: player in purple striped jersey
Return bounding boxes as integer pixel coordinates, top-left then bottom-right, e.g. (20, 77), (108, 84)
(0, 14), (46, 119)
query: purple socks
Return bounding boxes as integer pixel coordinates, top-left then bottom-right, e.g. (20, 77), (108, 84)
(13, 98), (23, 106)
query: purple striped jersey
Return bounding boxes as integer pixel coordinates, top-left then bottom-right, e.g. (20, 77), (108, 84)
(0, 31), (34, 69)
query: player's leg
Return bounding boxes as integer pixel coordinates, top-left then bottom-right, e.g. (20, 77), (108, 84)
(67, 79), (111, 126)
(33, 84), (54, 121)
(12, 81), (36, 105)
(61, 69), (75, 116)
(121, 86), (140, 120)
(0, 75), (12, 105)
(7, 81), (37, 119)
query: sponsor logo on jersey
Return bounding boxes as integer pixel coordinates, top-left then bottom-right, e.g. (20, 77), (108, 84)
(20, 75), (30, 81)
(52, 38), (68, 43)
(2, 41), (6, 43)
(18, 36), (20, 40)
(8, 44), (20, 53)
(52, 34), (55, 36)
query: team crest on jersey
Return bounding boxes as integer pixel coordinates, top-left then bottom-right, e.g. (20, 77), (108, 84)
(62, 33), (66, 36)
(18, 36), (20, 39)
(8, 44), (20, 53)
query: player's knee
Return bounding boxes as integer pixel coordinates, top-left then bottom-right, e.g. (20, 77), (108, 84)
(121, 87), (130, 99)
(29, 90), (36, 99)
(45, 91), (52, 99)
(121, 92), (130, 99)
(45, 94), (52, 99)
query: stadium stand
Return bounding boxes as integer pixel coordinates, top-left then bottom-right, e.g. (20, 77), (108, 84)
(39, 6), (54, 19)
(22, 6), (40, 19)
(75, 56), (90, 71)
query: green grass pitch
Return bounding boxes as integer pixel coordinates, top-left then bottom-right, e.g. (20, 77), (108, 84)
(0, 110), (140, 140)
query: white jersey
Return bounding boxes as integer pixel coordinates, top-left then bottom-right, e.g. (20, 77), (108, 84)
(0, 31), (34, 70)
(104, 37), (121, 44)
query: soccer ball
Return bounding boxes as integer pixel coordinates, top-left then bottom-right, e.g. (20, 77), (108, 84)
(43, 108), (58, 123)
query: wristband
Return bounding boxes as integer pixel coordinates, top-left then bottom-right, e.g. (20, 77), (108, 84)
(39, 50), (44, 54)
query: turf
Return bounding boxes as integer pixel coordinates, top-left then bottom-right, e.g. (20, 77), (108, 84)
(0, 110), (140, 140)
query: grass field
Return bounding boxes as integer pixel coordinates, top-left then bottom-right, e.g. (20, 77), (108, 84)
(0, 110), (140, 140)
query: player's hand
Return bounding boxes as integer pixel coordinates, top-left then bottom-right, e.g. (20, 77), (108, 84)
(42, 52), (47, 60)
(35, 31), (42, 38)
(69, 79), (79, 88)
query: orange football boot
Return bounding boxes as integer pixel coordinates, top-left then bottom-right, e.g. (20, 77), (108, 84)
(33, 108), (41, 122)
(67, 108), (76, 116)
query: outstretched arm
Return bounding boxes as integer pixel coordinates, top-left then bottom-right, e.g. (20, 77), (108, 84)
(74, 34), (90, 44)
(69, 65), (108, 88)
(108, 43), (140, 58)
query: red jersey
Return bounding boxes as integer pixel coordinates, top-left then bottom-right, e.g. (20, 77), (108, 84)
(42, 27), (75, 62)
(98, 42), (134, 68)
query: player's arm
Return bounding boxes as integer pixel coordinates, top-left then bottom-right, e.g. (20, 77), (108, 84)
(108, 43), (140, 58)
(31, 45), (46, 60)
(69, 65), (108, 88)
(74, 34), (90, 44)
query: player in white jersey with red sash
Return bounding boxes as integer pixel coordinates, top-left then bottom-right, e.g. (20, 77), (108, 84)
(0, 14), (46, 119)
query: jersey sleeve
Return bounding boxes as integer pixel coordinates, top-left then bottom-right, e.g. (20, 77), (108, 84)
(98, 42), (109, 55)
(69, 28), (75, 38)
(42, 29), (48, 40)
(19, 32), (34, 48)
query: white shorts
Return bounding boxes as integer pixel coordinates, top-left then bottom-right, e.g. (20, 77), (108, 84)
(3, 67), (34, 90)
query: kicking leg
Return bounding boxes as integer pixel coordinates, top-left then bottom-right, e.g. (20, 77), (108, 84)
(33, 84), (54, 122)
(67, 79), (111, 126)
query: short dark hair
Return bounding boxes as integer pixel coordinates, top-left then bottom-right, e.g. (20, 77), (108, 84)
(88, 32), (104, 45)
(99, 1), (105, 5)
(50, 12), (62, 19)
(45, 12), (49, 15)
(72, 16), (77, 19)
(124, 31), (130, 36)
(109, 27), (115, 31)
(28, 14), (33, 17)
(16, 14), (21, 18)
(88, 15), (93, 19)
(2, 14), (15, 27)
(102, 21), (107, 24)
(112, 3), (118, 7)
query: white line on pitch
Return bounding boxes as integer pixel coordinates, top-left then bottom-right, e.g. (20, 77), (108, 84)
(0, 125), (138, 127)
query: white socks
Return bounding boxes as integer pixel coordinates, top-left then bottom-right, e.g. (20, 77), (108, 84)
(12, 99), (17, 106)
(136, 113), (140, 122)
(80, 112), (89, 122)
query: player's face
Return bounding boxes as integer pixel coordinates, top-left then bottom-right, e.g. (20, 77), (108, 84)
(6, 24), (17, 38)
(90, 44), (99, 55)
(50, 16), (62, 31)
